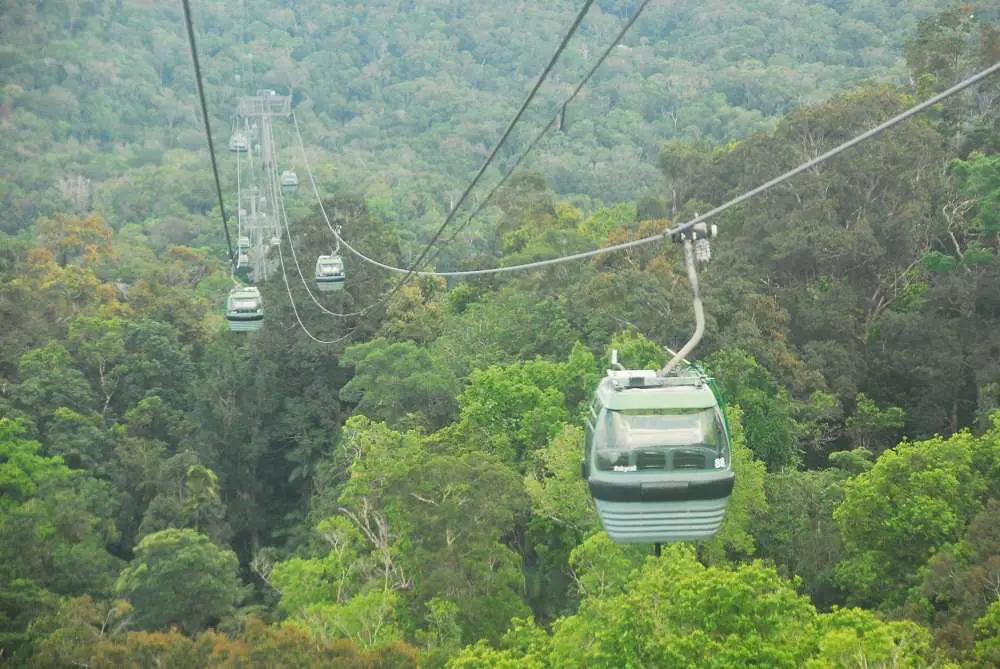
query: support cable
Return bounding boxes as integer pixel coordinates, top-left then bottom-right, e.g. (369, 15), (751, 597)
(180, 0), (236, 269)
(270, 124), (377, 318)
(295, 0), (598, 309)
(267, 124), (358, 343)
(275, 236), (358, 345)
(306, 59), (1000, 278)
(425, 0), (657, 267)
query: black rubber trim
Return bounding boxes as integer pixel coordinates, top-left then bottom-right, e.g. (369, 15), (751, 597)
(588, 472), (735, 502)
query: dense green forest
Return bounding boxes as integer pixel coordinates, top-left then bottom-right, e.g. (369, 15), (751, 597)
(3, 0), (1000, 666)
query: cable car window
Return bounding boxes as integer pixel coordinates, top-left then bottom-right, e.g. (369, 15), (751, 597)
(317, 261), (344, 276)
(593, 407), (724, 472)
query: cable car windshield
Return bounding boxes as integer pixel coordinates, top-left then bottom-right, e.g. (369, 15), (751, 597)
(318, 262), (343, 275)
(231, 298), (259, 310)
(593, 407), (728, 472)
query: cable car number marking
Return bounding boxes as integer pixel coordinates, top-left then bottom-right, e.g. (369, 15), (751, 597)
(613, 465), (638, 472)
(714, 458), (726, 469)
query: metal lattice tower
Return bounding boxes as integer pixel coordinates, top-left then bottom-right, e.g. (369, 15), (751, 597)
(237, 90), (291, 283)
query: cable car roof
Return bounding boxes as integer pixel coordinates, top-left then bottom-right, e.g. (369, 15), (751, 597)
(595, 369), (718, 412)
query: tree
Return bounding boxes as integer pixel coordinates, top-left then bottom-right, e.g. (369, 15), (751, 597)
(970, 599), (1000, 669)
(706, 347), (801, 470)
(916, 497), (1000, 657)
(333, 416), (532, 644)
(449, 543), (954, 668)
(137, 454), (231, 545)
(339, 338), (460, 432)
(34, 213), (113, 269)
(844, 393), (905, 455)
(834, 414), (1000, 609)
(27, 596), (132, 668)
(754, 468), (848, 608)
(452, 359), (571, 467)
(115, 528), (249, 634)
(524, 425), (598, 537)
(698, 405), (768, 564)
(0, 418), (122, 661)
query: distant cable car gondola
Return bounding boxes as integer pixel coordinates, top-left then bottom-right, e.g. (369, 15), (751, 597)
(225, 286), (264, 332)
(236, 236), (250, 268)
(229, 132), (249, 153)
(582, 222), (732, 551)
(280, 170), (299, 192)
(314, 254), (345, 292)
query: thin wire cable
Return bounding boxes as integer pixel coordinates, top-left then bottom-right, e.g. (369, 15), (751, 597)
(181, 0), (236, 269)
(311, 59), (1000, 278)
(341, 0), (597, 307)
(239, 0), (247, 86)
(236, 118), (243, 249)
(266, 124), (358, 343)
(287, 120), (406, 316)
(425, 0), (657, 266)
(270, 124), (372, 318)
(275, 233), (358, 345)
(293, 112), (429, 277)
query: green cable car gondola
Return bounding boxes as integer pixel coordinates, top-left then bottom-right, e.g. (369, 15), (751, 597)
(582, 362), (734, 544)
(315, 254), (345, 292)
(280, 169), (299, 193)
(582, 222), (733, 547)
(229, 132), (249, 153)
(225, 286), (264, 332)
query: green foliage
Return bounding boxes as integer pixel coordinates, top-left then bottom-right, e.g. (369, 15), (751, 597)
(525, 425), (599, 536)
(844, 393), (906, 454)
(329, 416), (532, 645)
(566, 533), (648, 601)
(13, 341), (94, 430)
(914, 497), (1000, 657)
(806, 606), (950, 669)
(293, 589), (404, 651)
(136, 454), (231, 545)
(451, 543), (956, 668)
(115, 528), (249, 635)
(340, 338), (460, 432)
(0, 418), (122, 662)
(755, 468), (848, 608)
(700, 405), (768, 564)
(605, 328), (667, 370)
(0, 417), (71, 505)
(951, 152), (1000, 235)
(453, 359), (571, 466)
(4, 4), (1000, 665)
(707, 347), (801, 470)
(834, 416), (1000, 609)
(27, 596), (132, 668)
(971, 599), (1000, 668)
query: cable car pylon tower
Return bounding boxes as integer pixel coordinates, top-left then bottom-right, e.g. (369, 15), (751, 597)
(236, 89), (291, 284)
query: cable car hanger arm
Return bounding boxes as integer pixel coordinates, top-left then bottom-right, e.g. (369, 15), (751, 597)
(661, 239), (703, 377)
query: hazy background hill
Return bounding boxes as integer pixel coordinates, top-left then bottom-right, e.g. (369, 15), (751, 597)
(0, 0), (963, 245)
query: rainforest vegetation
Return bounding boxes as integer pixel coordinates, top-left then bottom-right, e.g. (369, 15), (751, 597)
(2, 0), (1000, 666)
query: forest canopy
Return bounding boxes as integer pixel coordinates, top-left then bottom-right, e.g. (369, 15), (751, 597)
(1, 0), (1000, 667)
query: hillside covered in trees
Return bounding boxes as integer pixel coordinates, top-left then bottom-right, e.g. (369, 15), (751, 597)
(3, 0), (1000, 667)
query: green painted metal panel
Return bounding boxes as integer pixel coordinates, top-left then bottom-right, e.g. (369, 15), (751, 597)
(595, 497), (729, 543)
